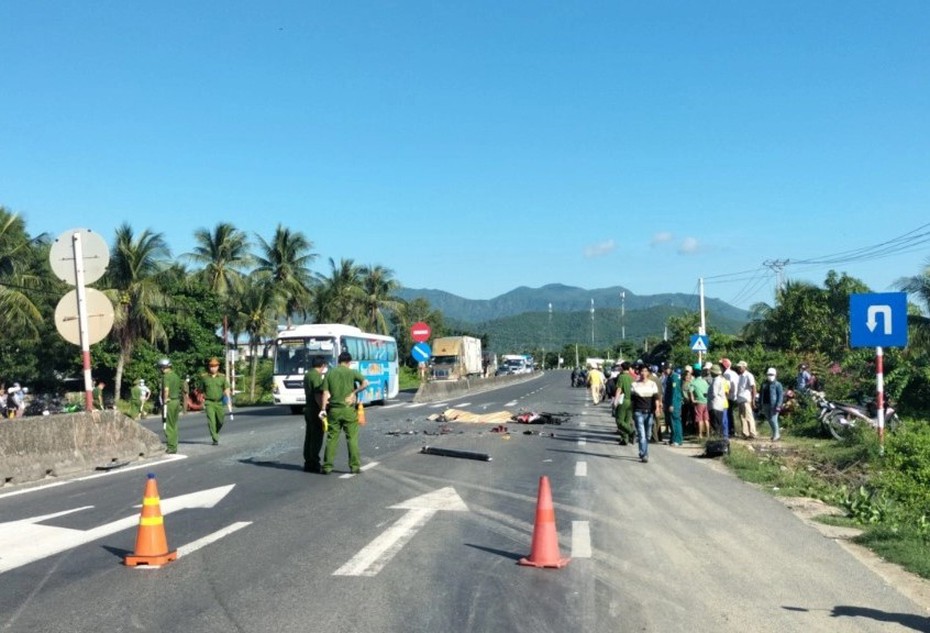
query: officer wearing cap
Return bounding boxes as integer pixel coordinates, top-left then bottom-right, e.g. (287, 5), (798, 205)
(199, 357), (231, 446)
(158, 358), (183, 453)
(128, 378), (144, 420)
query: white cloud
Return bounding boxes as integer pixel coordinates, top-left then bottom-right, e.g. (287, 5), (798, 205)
(583, 239), (616, 258)
(678, 237), (700, 254)
(651, 231), (673, 246)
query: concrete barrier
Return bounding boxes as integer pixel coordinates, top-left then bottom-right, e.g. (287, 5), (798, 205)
(0, 410), (164, 488)
(413, 371), (541, 404)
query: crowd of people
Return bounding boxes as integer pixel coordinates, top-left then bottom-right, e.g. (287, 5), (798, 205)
(576, 358), (813, 462)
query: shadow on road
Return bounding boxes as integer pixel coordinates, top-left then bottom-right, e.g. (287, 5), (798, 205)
(782, 605), (930, 631)
(238, 457), (303, 472)
(465, 543), (523, 562)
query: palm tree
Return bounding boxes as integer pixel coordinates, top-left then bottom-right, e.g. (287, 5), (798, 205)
(896, 258), (930, 349)
(103, 224), (171, 402)
(312, 257), (365, 324)
(186, 222), (252, 296)
(234, 273), (281, 399)
(359, 264), (404, 334)
(254, 225), (317, 326)
(0, 209), (48, 340)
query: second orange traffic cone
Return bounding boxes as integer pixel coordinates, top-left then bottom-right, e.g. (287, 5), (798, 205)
(518, 475), (570, 568)
(124, 473), (178, 567)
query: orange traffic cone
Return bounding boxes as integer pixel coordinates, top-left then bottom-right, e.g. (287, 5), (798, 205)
(124, 473), (178, 567)
(518, 475), (570, 568)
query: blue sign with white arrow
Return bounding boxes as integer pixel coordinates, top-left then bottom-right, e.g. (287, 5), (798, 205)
(411, 342), (432, 363)
(849, 292), (908, 348)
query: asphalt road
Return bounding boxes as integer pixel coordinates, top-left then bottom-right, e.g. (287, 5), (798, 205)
(1, 372), (928, 632)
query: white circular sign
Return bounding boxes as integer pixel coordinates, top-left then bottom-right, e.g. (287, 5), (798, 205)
(54, 288), (115, 346)
(49, 228), (110, 285)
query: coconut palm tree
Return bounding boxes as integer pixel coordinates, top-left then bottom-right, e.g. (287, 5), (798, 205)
(186, 222), (252, 296)
(103, 224), (171, 403)
(235, 273), (281, 399)
(896, 258), (930, 349)
(254, 225), (317, 326)
(312, 257), (365, 325)
(0, 209), (49, 340)
(359, 264), (404, 335)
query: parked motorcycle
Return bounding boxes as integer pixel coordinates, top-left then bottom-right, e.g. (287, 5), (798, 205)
(810, 390), (899, 440)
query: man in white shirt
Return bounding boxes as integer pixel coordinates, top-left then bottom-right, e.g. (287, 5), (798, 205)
(735, 361), (758, 439)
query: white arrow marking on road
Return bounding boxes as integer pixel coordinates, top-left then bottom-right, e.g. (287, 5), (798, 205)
(0, 484), (235, 574)
(867, 305), (893, 334)
(333, 487), (468, 577)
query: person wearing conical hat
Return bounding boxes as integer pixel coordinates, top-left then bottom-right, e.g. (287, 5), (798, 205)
(198, 357), (230, 446)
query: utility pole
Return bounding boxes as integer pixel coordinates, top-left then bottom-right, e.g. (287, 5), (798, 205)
(548, 302), (553, 369)
(620, 291), (625, 342)
(764, 259), (790, 299)
(590, 298), (595, 346)
(699, 277), (707, 365)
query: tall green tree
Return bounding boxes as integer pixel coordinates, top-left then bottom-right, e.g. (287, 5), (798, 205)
(312, 257), (364, 325)
(103, 224), (171, 403)
(897, 258), (930, 350)
(358, 264), (404, 335)
(187, 222), (252, 296)
(235, 273), (281, 399)
(254, 225), (316, 326)
(0, 208), (49, 341)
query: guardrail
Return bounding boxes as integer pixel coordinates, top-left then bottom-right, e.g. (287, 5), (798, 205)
(412, 371), (541, 403)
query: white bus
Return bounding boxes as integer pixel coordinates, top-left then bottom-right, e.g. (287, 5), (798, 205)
(271, 324), (399, 413)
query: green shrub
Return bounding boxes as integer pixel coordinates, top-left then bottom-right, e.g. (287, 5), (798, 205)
(875, 423), (930, 523)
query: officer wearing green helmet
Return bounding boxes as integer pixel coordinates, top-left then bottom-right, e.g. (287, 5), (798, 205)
(158, 358), (183, 453)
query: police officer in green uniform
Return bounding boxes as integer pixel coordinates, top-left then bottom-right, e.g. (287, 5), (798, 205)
(93, 380), (106, 410)
(199, 357), (230, 445)
(302, 356), (328, 473)
(320, 351), (369, 475)
(128, 379), (144, 420)
(159, 358), (183, 453)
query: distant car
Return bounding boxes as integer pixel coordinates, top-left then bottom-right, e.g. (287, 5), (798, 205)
(495, 366), (513, 376)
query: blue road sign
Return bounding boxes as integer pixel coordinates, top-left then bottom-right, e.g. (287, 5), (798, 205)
(411, 342), (432, 363)
(849, 292), (908, 348)
(690, 334), (709, 353)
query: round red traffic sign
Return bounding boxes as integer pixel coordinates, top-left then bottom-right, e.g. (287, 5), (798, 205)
(410, 321), (431, 343)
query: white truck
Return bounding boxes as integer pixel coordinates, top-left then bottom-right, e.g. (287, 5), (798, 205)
(430, 336), (483, 380)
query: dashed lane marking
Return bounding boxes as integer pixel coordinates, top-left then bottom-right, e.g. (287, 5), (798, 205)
(572, 521), (592, 558)
(575, 461), (587, 477)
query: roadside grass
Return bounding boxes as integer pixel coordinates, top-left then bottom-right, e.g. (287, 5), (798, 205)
(722, 411), (930, 582)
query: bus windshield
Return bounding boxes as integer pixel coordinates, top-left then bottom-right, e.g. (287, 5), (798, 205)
(273, 337), (336, 375)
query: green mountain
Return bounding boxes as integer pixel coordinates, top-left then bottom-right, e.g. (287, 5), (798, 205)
(397, 284), (748, 352)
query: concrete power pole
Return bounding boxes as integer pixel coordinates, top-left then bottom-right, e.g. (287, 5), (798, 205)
(620, 291), (626, 341)
(590, 298), (595, 346)
(764, 259), (790, 299)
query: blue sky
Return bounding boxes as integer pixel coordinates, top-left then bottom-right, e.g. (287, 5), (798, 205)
(2, 2), (929, 311)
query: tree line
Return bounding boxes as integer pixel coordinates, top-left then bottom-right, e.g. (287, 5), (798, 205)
(0, 208), (434, 402)
(3, 205), (930, 415)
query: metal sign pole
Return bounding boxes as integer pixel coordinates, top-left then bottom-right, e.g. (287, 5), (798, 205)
(71, 232), (95, 412)
(876, 346), (885, 454)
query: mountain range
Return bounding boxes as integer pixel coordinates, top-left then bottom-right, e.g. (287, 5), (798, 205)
(397, 284), (749, 352)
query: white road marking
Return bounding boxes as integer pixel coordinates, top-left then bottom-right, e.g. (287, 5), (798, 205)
(178, 521), (252, 557)
(572, 521), (592, 558)
(505, 400), (518, 407)
(0, 484), (235, 574)
(333, 487), (468, 577)
(339, 461), (379, 479)
(577, 438), (587, 446)
(575, 461), (587, 477)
